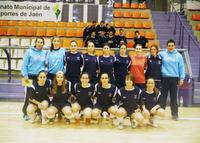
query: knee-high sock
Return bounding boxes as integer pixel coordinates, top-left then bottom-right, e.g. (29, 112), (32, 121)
(73, 111), (80, 119)
(117, 117), (124, 123)
(41, 109), (47, 118)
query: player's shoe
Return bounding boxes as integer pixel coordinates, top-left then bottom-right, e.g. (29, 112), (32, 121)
(86, 118), (90, 124)
(42, 118), (47, 125)
(171, 115), (179, 121)
(29, 114), (36, 123)
(65, 118), (70, 125)
(149, 118), (158, 127)
(23, 115), (29, 121)
(98, 117), (102, 125)
(130, 119), (136, 129)
(138, 123), (143, 127)
(118, 122), (123, 130)
(108, 118), (113, 126)
(75, 119), (80, 126)
(49, 118), (54, 124)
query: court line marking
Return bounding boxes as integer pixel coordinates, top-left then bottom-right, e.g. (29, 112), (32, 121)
(0, 112), (200, 120)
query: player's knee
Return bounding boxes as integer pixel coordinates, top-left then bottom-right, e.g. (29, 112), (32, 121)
(92, 109), (99, 118)
(84, 108), (92, 118)
(135, 114), (144, 123)
(47, 108), (55, 116)
(108, 106), (115, 115)
(143, 110), (150, 119)
(72, 103), (81, 113)
(116, 109), (125, 117)
(158, 109), (165, 117)
(27, 106), (35, 115)
(62, 107), (72, 116)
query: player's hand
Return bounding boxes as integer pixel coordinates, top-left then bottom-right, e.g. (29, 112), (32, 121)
(150, 107), (156, 114)
(142, 109), (148, 116)
(92, 96), (97, 100)
(38, 103), (43, 109)
(24, 77), (29, 84)
(179, 79), (184, 86)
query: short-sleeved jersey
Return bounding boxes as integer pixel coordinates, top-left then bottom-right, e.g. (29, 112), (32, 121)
(65, 51), (83, 78)
(145, 55), (162, 81)
(116, 86), (141, 110)
(52, 81), (71, 104)
(140, 88), (161, 111)
(29, 79), (51, 102)
(97, 55), (114, 79)
(130, 55), (147, 83)
(74, 83), (95, 106)
(45, 48), (66, 74)
(94, 84), (118, 106)
(114, 54), (131, 80)
(82, 53), (98, 79)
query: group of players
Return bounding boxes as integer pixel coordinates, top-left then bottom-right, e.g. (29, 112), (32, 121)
(21, 36), (185, 129)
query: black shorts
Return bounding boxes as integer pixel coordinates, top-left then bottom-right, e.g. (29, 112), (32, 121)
(50, 103), (71, 112)
(94, 104), (114, 112)
(121, 107), (136, 117)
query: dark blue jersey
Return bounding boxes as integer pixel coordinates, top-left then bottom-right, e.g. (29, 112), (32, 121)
(82, 53), (98, 79)
(140, 88), (162, 111)
(114, 54), (131, 80)
(116, 86), (141, 110)
(65, 51), (83, 78)
(94, 84), (118, 106)
(97, 55), (114, 79)
(29, 79), (51, 102)
(52, 81), (71, 104)
(74, 83), (95, 106)
(145, 55), (162, 81)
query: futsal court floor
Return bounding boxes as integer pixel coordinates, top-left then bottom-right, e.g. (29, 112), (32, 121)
(0, 102), (199, 143)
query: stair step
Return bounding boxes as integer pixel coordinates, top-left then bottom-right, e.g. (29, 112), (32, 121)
(194, 82), (200, 89)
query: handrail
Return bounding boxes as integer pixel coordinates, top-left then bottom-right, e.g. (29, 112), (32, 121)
(168, 0), (183, 45)
(0, 46), (193, 82)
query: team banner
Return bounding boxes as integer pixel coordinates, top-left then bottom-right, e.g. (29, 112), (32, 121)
(0, 1), (63, 21)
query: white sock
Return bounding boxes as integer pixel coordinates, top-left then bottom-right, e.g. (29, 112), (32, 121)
(29, 113), (36, 119)
(117, 117), (124, 123)
(46, 113), (55, 119)
(110, 113), (115, 119)
(41, 110), (47, 118)
(151, 115), (160, 122)
(65, 114), (73, 119)
(131, 119), (137, 123)
(73, 111), (80, 119)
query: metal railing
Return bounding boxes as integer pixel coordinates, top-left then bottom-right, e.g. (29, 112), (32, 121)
(0, 46), (193, 82)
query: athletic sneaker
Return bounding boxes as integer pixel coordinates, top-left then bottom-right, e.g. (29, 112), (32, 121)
(118, 122), (123, 130)
(23, 115), (29, 121)
(65, 118), (70, 125)
(42, 118), (47, 125)
(75, 119), (80, 126)
(172, 115), (179, 121)
(98, 117), (102, 125)
(86, 118), (90, 124)
(108, 118), (113, 126)
(138, 123), (143, 127)
(38, 115), (42, 120)
(130, 119), (136, 128)
(58, 112), (62, 119)
(149, 118), (158, 127)
(49, 118), (54, 124)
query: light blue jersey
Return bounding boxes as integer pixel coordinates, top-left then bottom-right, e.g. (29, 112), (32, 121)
(45, 48), (65, 74)
(21, 46), (46, 77)
(158, 49), (185, 79)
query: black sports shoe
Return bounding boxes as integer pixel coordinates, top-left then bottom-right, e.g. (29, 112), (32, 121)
(49, 118), (54, 124)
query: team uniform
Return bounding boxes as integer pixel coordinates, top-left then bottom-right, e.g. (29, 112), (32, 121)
(29, 79), (52, 105)
(21, 45), (46, 117)
(74, 83), (95, 109)
(116, 86), (141, 117)
(97, 55), (115, 84)
(65, 51), (83, 87)
(140, 88), (162, 111)
(50, 81), (72, 111)
(93, 84), (118, 112)
(145, 54), (162, 90)
(114, 54), (131, 88)
(45, 48), (66, 81)
(130, 55), (147, 89)
(82, 53), (98, 85)
(85, 36), (99, 47)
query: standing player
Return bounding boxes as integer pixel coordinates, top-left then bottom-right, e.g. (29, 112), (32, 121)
(65, 40), (83, 90)
(82, 42), (98, 85)
(145, 45), (162, 90)
(72, 72), (95, 125)
(92, 73), (118, 126)
(114, 43), (131, 88)
(45, 36), (65, 81)
(116, 74), (144, 129)
(46, 70), (72, 124)
(21, 37), (46, 120)
(130, 44), (147, 89)
(27, 71), (51, 125)
(140, 78), (165, 127)
(159, 39), (185, 120)
(97, 43), (115, 84)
